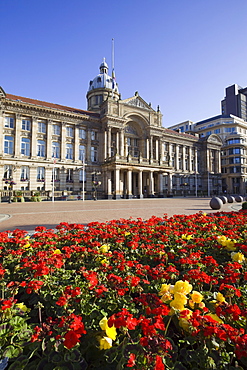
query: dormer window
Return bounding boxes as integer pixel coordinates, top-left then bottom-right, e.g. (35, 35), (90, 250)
(89, 81), (93, 86)
(97, 77), (101, 83)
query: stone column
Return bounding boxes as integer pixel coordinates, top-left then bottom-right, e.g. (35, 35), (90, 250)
(46, 120), (52, 159)
(195, 149), (198, 173)
(167, 173), (173, 196)
(150, 136), (153, 163)
(182, 146), (186, 171)
(74, 125), (79, 161)
(115, 131), (119, 155)
(106, 171), (112, 199)
(114, 168), (121, 199)
(127, 169), (132, 199)
(31, 117), (38, 158)
(104, 130), (107, 159)
(146, 138), (150, 160)
(138, 170), (143, 198)
(188, 146), (193, 172)
(87, 129), (92, 163)
(207, 149), (211, 172)
(45, 167), (52, 191)
(149, 171), (154, 196)
(60, 123), (66, 160)
(120, 130), (124, 157)
(158, 172), (164, 197)
(107, 127), (112, 157)
(15, 114), (22, 157)
(216, 150), (221, 173)
(175, 145), (179, 170)
(155, 139), (159, 160)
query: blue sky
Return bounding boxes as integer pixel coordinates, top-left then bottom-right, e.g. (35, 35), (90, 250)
(1, 0), (247, 126)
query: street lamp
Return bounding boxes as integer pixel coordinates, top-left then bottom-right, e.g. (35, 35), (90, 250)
(5, 179), (16, 203)
(91, 171), (101, 201)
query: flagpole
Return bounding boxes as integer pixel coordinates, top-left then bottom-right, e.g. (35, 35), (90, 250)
(111, 38), (115, 98)
(82, 153), (85, 202)
(52, 163), (55, 202)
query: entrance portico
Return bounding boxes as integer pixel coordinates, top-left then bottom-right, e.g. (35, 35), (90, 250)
(104, 164), (169, 199)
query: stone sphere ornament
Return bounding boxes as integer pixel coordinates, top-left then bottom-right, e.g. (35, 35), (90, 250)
(210, 197), (223, 210)
(219, 196), (227, 204)
(235, 195), (243, 203)
(227, 196), (235, 203)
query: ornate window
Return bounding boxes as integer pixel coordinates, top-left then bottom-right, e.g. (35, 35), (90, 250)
(3, 165), (12, 179)
(52, 142), (60, 158)
(79, 169), (86, 182)
(79, 128), (86, 139)
(66, 143), (73, 159)
(5, 116), (14, 128)
(53, 124), (60, 135)
(66, 127), (73, 137)
(37, 140), (46, 157)
(21, 137), (30, 156)
(37, 167), (45, 181)
(20, 166), (29, 181)
(4, 136), (14, 154)
(38, 121), (46, 133)
(91, 146), (97, 162)
(22, 119), (31, 131)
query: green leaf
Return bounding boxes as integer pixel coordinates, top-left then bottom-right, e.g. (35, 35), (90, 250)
(4, 345), (22, 359)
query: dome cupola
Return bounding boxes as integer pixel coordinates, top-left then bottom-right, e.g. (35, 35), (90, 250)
(86, 58), (120, 112)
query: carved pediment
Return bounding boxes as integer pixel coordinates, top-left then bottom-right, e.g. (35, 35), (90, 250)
(207, 134), (222, 144)
(123, 94), (155, 111)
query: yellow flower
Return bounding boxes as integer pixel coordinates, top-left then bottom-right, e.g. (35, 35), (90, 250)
(161, 292), (173, 302)
(99, 317), (108, 331)
(23, 243), (31, 249)
(182, 234), (193, 240)
(170, 299), (185, 311)
(212, 226), (217, 230)
(53, 249), (62, 254)
(174, 292), (187, 305)
(173, 280), (192, 295)
(99, 244), (110, 253)
(216, 292), (225, 303)
(16, 303), (30, 313)
(99, 336), (112, 350)
(231, 252), (245, 263)
(191, 291), (203, 304)
(105, 325), (117, 341)
(217, 235), (227, 246)
(159, 284), (170, 296)
(225, 239), (236, 251)
(99, 317), (117, 341)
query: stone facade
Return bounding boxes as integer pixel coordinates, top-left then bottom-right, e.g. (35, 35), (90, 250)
(0, 61), (222, 200)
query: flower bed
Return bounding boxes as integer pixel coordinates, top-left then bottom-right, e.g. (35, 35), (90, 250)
(0, 211), (246, 369)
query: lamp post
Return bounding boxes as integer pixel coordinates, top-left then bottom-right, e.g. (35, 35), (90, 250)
(91, 171), (101, 201)
(5, 179), (16, 203)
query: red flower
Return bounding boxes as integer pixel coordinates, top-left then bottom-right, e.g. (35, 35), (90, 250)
(154, 355), (165, 370)
(56, 296), (67, 306)
(126, 353), (136, 367)
(64, 330), (80, 349)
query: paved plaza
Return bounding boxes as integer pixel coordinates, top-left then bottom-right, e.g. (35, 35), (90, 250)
(0, 197), (241, 233)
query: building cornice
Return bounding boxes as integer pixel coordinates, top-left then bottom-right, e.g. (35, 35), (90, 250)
(3, 98), (100, 123)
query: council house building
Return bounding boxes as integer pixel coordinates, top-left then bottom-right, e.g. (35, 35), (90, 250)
(0, 59), (222, 200)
